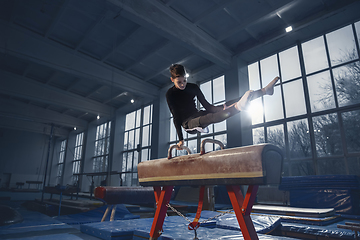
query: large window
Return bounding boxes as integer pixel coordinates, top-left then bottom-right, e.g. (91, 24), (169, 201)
(72, 132), (84, 185)
(122, 104), (153, 186)
(56, 139), (67, 185)
(93, 121), (111, 185)
(168, 76), (227, 155)
(248, 21), (360, 176)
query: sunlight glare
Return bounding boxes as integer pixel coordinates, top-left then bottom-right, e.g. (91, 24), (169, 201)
(247, 100), (263, 124)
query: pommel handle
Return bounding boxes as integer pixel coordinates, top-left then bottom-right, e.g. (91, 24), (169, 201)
(200, 139), (224, 155)
(168, 145), (192, 159)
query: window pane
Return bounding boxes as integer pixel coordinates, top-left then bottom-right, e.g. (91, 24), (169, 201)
(248, 62), (261, 90)
(94, 141), (99, 156)
(57, 165), (62, 177)
(135, 128), (140, 147)
(122, 153), (127, 172)
(99, 139), (104, 155)
(142, 125), (149, 147)
(317, 158), (347, 175)
(307, 71), (335, 112)
(187, 139), (197, 154)
(333, 62), (360, 107)
(283, 79), (306, 117)
(61, 140), (66, 150)
(143, 105), (150, 125)
(125, 111), (135, 130)
(267, 124), (285, 151)
(127, 152), (133, 172)
(136, 109), (141, 128)
(213, 76), (225, 103)
(252, 127), (265, 144)
(200, 81), (212, 103)
(214, 134), (227, 150)
(302, 36), (328, 74)
(74, 147), (79, 160)
(125, 173), (131, 186)
(73, 161), (80, 174)
(279, 46), (301, 82)
(59, 152), (64, 163)
(132, 173), (138, 186)
(133, 151), (139, 170)
(342, 110), (360, 153)
(290, 160), (315, 176)
(313, 113), (343, 157)
(214, 121), (226, 133)
(287, 119), (311, 159)
(326, 25), (357, 66)
(79, 133), (84, 145)
(128, 130), (134, 150)
(106, 139), (110, 155)
(260, 54), (279, 88)
(356, 21), (360, 46)
(150, 105), (153, 124)
(148, 125), (152, 146)
(98, 124), (104, 139)
(92, 157), (99, 172)
(123, 132), (128, 150)
(141, 149), (149, 162)
(248, 98), (264, 125)
(107, 122), (111, 137)
(264, 86), (284, 121)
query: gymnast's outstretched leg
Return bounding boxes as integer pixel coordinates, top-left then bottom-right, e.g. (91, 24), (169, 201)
(225, 76), (280, 111)
(187, 76), (280, 129)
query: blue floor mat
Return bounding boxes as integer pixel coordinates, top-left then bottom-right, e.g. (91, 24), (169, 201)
(134, 228), (294, 240)
(0, 208), (76, 237)
(281, 218), (359, 239)
(54, 204), (140, 225)
(81, 213), (282, 240)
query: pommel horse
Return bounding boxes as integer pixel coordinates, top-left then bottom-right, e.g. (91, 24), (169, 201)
(94, 186), (155, 222)
(137, 139), (283, 240)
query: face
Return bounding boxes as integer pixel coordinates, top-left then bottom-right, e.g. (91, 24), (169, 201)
(171, 76), (187, 90)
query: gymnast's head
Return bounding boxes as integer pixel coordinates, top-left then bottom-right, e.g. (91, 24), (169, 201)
(170, 64), (187, 90)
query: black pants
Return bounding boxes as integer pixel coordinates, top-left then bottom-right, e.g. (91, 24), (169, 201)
(183, 98), (240, 131)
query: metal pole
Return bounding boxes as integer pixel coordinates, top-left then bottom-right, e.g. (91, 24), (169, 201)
(41, 124), (54, 202)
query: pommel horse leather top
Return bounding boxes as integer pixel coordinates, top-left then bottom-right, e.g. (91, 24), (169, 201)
(138, 142), (283, 187)
(137, 140), (283, 240)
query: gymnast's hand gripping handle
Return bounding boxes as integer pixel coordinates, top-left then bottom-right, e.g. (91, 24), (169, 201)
(168, 145), (192, 159)
(200, 139), (225, 155)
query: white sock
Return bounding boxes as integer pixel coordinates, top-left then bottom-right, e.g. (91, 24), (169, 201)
(264, 77), (280, 95)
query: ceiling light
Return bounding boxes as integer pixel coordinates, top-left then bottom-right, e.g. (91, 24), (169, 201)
(97, 115), (100, 120)
(74, 127), (77, 130)
(131, 99), (134, 103)
(285, 26), (293, 32)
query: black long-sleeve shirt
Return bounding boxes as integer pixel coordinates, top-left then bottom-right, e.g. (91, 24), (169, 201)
(166, 83), (222, 141)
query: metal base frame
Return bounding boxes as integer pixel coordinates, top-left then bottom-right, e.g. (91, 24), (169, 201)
(148, 185), (259, 240)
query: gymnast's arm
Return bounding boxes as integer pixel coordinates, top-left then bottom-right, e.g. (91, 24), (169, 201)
(166, 90), (184, 148)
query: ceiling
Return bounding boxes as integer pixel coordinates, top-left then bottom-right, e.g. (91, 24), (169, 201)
(1, 0), (359, 137)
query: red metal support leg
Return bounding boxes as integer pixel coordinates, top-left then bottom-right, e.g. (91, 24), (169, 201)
(153, 186), (162, 203)
(226, 185), (259, 240)
(149, 185), (174, 240)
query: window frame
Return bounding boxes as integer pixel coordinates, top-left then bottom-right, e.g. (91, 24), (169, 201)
(248, 21), (360, 176)
(122, 104), (153, 186)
